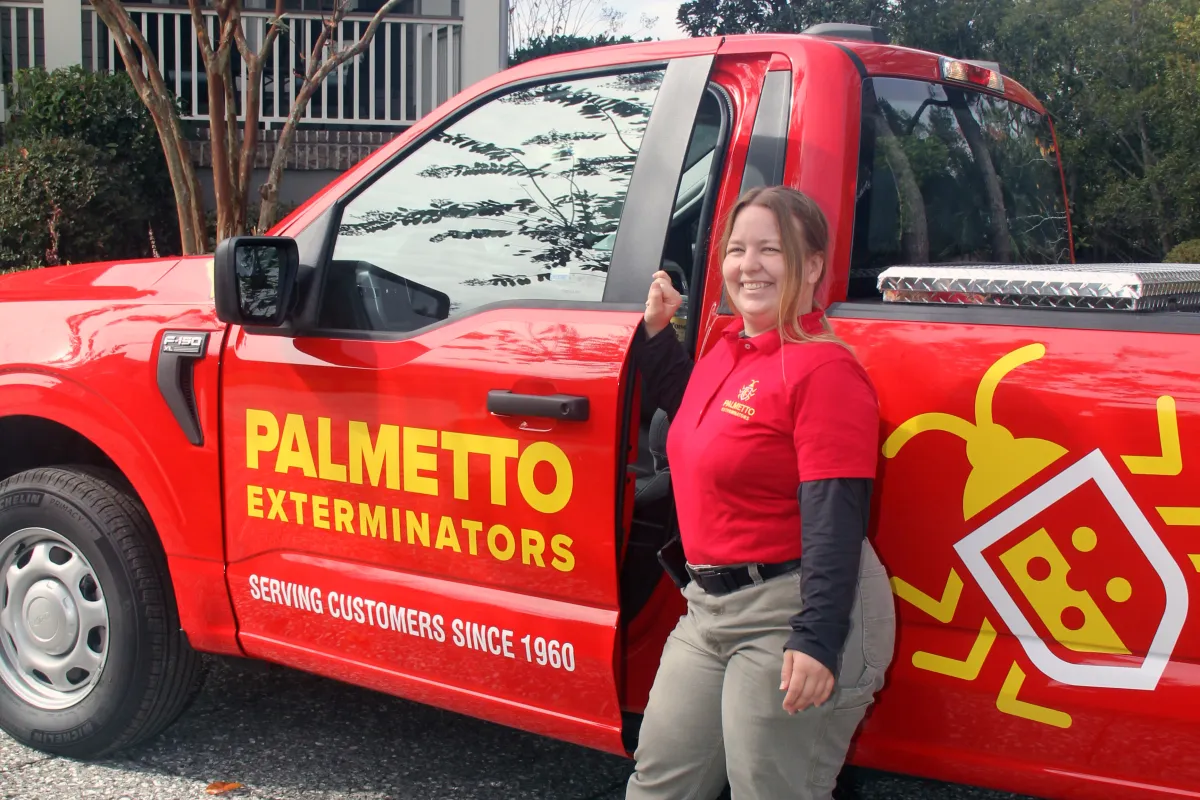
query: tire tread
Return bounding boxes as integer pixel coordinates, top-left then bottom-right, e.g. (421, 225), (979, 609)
(0, 466), (206, 757)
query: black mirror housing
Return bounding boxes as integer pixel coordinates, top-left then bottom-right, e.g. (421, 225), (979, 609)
(214, 236), (300, 327)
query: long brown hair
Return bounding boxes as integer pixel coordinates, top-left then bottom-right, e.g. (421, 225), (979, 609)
(717, 185), (850, 350)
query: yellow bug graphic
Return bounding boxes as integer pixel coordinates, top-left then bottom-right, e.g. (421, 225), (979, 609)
(882, 343), (1193, 729)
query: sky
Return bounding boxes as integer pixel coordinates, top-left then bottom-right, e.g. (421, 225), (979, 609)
(604, 0), (690, 40)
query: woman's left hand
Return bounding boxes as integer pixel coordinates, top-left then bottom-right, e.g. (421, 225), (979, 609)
(780, 649), (835, 714)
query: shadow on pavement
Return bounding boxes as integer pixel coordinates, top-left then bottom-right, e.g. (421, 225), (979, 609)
(34, 655), (1040, 800)
(108, 655), (633, 800)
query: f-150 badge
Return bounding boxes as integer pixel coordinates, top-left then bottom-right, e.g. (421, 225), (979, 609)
(882, 343), (1196, 729)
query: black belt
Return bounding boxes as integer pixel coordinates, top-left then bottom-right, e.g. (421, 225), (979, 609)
(685, 558), (803, 596)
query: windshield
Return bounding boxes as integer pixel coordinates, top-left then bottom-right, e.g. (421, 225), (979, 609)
(848, 77), (1071, 299)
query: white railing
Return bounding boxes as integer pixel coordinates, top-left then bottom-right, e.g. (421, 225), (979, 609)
(81, 3), (462, 126)
(0, 0), (44, 123)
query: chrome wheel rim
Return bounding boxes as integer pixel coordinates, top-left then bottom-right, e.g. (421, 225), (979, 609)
(0, 528), (110, 710)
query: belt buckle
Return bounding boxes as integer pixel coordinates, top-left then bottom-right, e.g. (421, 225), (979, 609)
(719, 569), (742, 593)
(687, 565), (732, 595)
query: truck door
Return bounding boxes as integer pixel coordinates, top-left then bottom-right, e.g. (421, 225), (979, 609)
(219, 51), (718, 755)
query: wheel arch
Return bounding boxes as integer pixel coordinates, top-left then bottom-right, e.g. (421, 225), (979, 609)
(0, 372), (241, 656)
(0, 415), (121, 484)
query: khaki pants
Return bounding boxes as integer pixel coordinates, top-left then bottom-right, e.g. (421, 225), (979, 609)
(625, 540), (896, 800)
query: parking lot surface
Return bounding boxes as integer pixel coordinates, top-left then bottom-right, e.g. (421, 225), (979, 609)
(1, 657), (1039, 800)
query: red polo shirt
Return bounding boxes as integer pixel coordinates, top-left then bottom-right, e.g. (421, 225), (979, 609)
(666, 310), (880, 566)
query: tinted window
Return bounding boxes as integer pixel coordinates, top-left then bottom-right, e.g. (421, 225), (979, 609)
(849, 77), (1070, 299)
(322, 69), (666, 332)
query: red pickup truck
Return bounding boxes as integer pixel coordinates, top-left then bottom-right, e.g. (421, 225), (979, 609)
(1, 24), (1197, 800)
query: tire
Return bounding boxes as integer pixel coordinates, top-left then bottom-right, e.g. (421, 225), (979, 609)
(0, 466), (206, 758)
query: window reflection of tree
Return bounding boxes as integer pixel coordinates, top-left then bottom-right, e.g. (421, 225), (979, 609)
(336, 71), (663, 288)
(872, 105), (930, 263)
(949, 90), (1013, 262)
(875, 87), (1068, 266)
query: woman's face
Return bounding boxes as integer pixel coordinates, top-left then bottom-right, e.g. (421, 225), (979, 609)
(722, 204), (823, 337)
(722, 205), (785, 336)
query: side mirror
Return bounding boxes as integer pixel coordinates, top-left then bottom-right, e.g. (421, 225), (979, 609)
(214, 236), (299, 327)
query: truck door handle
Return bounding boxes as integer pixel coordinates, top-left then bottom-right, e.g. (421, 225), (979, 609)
(487, 391), (589, 422)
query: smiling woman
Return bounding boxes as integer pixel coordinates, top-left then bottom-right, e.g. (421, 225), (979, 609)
(624, 186), (895, 800)
(718, 189), (839, 346)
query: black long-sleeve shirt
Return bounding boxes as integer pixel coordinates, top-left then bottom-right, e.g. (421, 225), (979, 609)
(630, 321), (872, 675)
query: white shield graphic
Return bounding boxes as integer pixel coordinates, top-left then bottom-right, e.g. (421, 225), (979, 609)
(954, 448), (1189, 691)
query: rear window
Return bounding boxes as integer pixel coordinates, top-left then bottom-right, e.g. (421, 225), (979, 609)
(848, 77), (1070, 299)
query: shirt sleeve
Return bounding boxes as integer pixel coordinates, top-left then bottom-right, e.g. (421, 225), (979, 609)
(630, 321), (693, 419)
(784, 354), (881, 673)
(785, 477), (873, 674)
(791, 355), (880, 481)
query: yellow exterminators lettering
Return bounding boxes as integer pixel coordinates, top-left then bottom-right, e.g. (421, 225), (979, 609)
(266, 488), (289, 522)
(435, 516), (462, 553)
(551, 534), (575, 572)
(488, 524), (516, 561)
(289, 491), (308, 525)
(461, 519), (483, 556)
(333, 499), (354, 533)
(360, 503), (386, 539)
(312, 495), (330, 529)
(406, 510), (430, 547)
(247, 485), (264, 518)
(521, 528), (546, 567)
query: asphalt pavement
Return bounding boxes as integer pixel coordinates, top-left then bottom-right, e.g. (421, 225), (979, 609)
(1, 656), (1040, 800)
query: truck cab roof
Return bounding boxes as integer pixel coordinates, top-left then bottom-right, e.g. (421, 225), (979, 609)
(507, 29), (1047, 116)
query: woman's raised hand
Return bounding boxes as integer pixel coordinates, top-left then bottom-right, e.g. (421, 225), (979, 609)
(644, 270), (682, 339)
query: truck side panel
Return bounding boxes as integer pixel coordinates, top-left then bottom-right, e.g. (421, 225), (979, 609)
(832, 311), (1200, 800)
(219, 309), (645, 756)
(0, 269), (239, 655)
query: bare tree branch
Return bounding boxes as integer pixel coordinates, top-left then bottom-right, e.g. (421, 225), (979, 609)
(188, 0), (215, 60)
(219, 1), (241, 211)
(91, 0), (207, 253)
(509, 0), (616, 52)
(237, 0), (287, 230)
(258, 0), (404, 232)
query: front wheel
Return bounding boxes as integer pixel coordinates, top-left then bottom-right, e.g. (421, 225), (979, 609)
(0, 467), (206, 758)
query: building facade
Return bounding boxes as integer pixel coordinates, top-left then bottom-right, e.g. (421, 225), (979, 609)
(0, 0), (510, 211)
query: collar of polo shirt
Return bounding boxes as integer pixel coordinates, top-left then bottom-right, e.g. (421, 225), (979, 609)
(725, 307), (828, 352)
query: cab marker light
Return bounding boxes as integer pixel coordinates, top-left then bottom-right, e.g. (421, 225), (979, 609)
(940, 57), (1004, 92)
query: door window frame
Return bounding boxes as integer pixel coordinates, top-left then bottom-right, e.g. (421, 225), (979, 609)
(712, 67), (793, 318)
(676, 81), (734, 357)
(267, 55), (718, 342)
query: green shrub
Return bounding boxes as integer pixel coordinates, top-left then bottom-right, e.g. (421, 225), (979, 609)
(0, 138), (156, 271)
(1165, 239), (1200, 264)
(3, 65), (180, 254)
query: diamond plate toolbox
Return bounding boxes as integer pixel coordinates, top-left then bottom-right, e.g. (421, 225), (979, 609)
(877, 263), (1200, 311)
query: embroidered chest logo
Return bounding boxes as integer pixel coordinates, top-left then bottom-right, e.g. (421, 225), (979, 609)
(722, 380), (759, 421)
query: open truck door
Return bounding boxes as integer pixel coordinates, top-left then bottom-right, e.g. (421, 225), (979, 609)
(216, 46), (719, 755)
